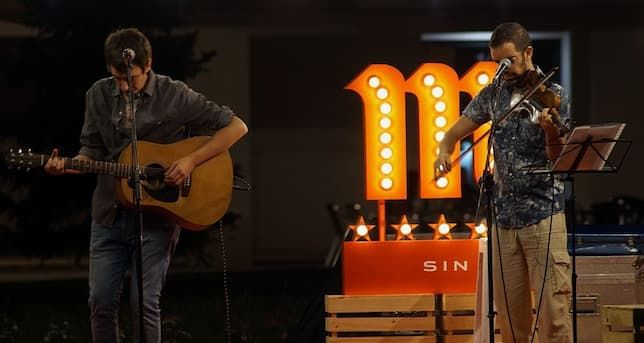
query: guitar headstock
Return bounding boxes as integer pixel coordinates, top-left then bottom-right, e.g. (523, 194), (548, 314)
(5, 148), (42, 172)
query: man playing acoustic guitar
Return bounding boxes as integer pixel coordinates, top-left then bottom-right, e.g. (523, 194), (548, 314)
(44, 28), (247, 342)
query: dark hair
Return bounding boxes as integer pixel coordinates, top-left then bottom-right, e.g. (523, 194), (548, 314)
(104, 28), (152, 73)
(489, 22), (532, 52)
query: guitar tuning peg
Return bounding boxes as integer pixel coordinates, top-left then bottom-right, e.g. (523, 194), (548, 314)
(9, 148), (13, 153)
(26, 167), (30, 172)
(17, 148), (22, 154)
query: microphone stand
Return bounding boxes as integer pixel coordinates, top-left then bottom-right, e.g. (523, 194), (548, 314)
(124, 55), (147, 343)
(474, 76), (502, 343)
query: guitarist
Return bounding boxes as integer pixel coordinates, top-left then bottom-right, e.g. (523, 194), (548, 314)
(44, 28), (248, 343)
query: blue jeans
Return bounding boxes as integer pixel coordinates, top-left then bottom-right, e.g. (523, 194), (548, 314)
(88, 211), (181, 343)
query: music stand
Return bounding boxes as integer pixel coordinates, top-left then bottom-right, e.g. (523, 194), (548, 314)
(528, 122), (631, 343)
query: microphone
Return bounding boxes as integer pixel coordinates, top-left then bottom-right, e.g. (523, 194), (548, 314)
(492, 58), (511, 83)
(121, 48), (136, 62)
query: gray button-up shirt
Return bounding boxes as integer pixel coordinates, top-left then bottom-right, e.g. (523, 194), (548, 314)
(462, 72), (570, 229)
(79, 71), (234, 225)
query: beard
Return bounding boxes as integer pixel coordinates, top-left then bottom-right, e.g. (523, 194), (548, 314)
(503, 73), (521, 86)
(505, 67), (531, 88)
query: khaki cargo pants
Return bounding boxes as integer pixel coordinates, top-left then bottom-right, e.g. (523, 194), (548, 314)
(492, 212), (573, 343)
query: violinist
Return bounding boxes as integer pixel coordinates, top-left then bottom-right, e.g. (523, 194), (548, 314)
(434, 22), (572, 342)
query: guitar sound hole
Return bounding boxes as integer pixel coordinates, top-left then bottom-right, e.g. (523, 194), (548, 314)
(142, 163), (179, 203)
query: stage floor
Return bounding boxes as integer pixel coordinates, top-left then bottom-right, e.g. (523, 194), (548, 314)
(0, 269), (338, 342)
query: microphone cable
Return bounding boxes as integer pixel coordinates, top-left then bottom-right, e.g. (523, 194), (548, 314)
(233, 175), (251, 191)
(529, 172), (558, 343)
(494, 200), (519, 343)
(217, 219), (233, 343)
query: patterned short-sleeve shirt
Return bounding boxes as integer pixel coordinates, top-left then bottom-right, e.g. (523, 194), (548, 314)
(462, 69), (571, 229)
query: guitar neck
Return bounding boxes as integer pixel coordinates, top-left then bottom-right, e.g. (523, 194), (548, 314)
(61, 157), (133, 178)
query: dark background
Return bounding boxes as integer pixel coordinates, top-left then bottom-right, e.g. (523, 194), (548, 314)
(0, 0), (642, 341)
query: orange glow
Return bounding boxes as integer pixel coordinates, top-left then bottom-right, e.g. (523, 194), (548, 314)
(348, 216), (375, 241)
(407, 64), (461, 199)
(390, 215), (419, 240)
(346, 65), (407, 200)
(459, 62), (496, 184)
(465, 222), (488, 239)
(428, 214), (457, 240)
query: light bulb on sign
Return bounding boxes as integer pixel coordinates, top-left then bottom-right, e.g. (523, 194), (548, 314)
(381, 162), (393, 175)
(438, 223), (451, 235)
(380, 147), (393, 159)
(391, 215), (418, 240)
(434, 131), (445, 142)
(431, 86), (444, 98)
(379, 117), (392, 129)
(368, 76), (380, 88)
(380, 178), (393, 190)
(465, 222), (488, 239)
(379, 132), (392, 144)
(434, 101), (447, 113)
(423, 74), (435, 86)
(475, 223), (487, 235)
(428, 214), (456, 240)
(435, 116), (447, 128)
(379, 102), (392, 115)
(477, 72), (490, 85)
(348, 216), (375, 241)
(376, 87), (389, 99)
(436, 177), (448, 188)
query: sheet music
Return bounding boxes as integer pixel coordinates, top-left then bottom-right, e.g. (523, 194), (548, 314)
(552, 122), (626, 172)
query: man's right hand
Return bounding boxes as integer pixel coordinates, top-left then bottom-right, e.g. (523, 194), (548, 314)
(434, 152), (452, 178)
(431, 116), (480, 179)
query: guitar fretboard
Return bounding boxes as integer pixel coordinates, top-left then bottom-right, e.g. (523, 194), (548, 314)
(63, 158), (134, 178)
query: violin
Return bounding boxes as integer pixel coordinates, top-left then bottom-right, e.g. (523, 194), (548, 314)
(516, 69), (570, 135)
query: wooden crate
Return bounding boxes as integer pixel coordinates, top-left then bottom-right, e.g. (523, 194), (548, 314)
(325, 294), (437, 343)
(576, 255), (644, 343)
(440, 293), (501, 343)
(601, 304), (644, 343)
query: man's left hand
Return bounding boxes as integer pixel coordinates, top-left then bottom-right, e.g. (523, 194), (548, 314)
(537, 108), (560, 137)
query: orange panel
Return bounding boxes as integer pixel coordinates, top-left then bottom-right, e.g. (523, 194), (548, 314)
(342, 240), (479, 295)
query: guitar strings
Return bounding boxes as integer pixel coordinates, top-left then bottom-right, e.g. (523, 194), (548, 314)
(61, 156), (190, 178)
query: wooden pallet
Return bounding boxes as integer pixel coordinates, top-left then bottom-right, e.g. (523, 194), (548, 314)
(601, 304), (644, 343)
(440, 293), (501, 343)
(325, 294), (437, 343)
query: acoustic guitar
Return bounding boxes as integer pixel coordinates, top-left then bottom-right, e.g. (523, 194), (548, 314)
(5, 136), (232, 230)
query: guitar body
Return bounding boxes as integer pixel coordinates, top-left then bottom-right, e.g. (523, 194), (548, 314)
(116, 136), (232, 230)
